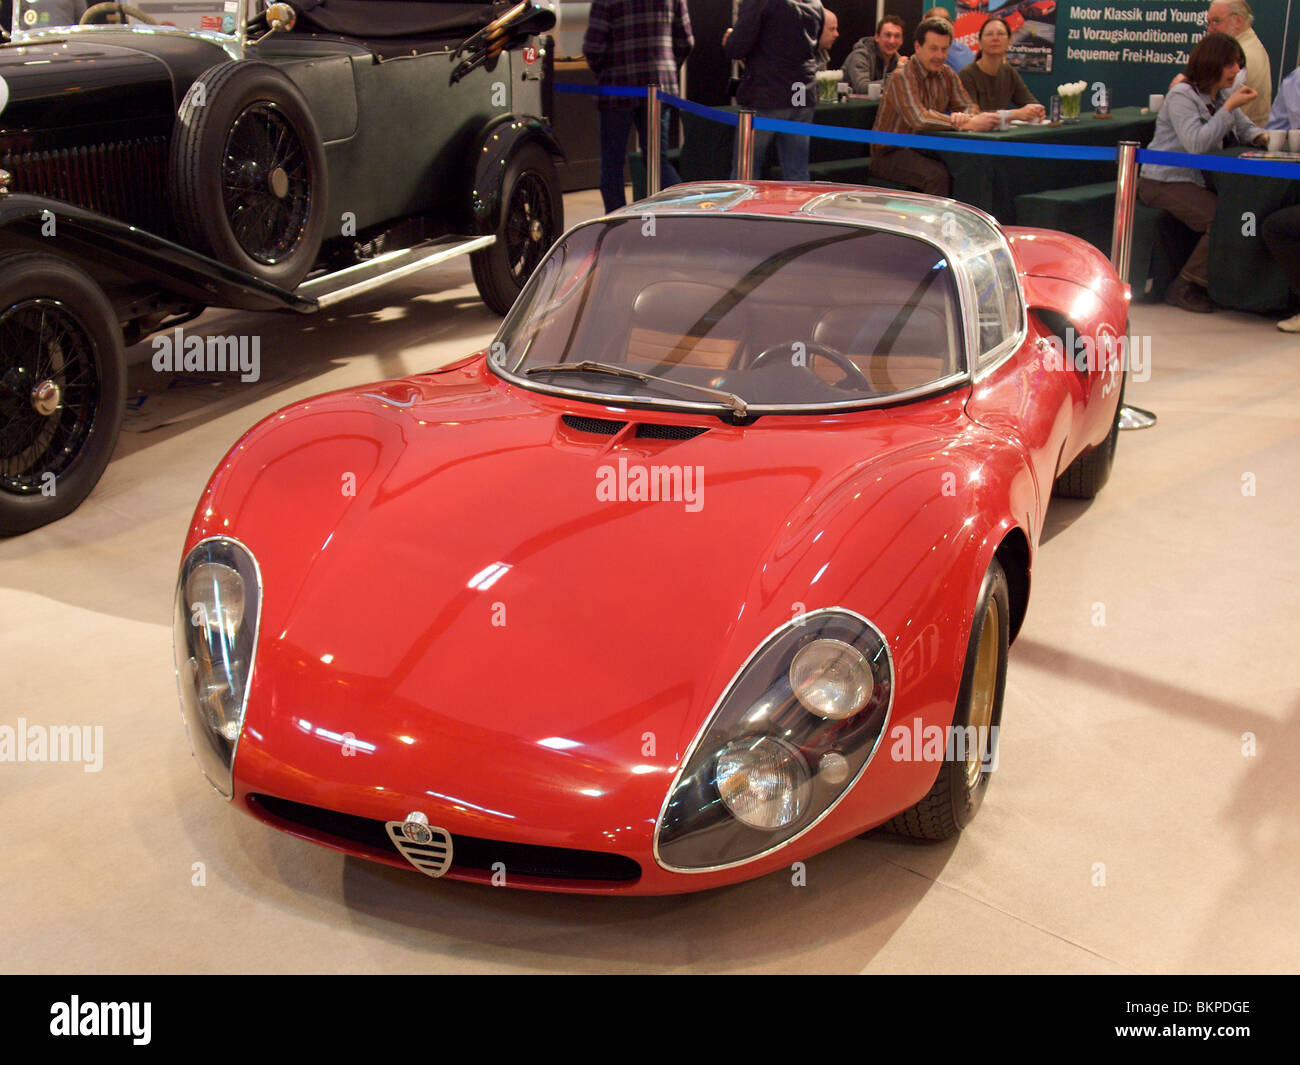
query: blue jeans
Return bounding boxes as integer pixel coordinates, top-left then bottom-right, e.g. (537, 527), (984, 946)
(733, 105), (815, 182)
(598, 105), (680, 212)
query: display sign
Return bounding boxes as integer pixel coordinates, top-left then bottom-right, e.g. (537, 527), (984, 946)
(952, 1), (1060, 75)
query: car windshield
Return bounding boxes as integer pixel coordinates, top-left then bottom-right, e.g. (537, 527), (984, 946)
(492, 215), (966, 413)
(12, 0), (243, 37)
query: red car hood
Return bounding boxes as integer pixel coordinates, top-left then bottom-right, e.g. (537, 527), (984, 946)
(196, 358), (970, 843)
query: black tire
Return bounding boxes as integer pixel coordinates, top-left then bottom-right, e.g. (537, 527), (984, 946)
(0, 253), (126, 535)
(471, 143), (563, 315)
(1053, 368), (1127, 499)
(169, 62), (328, 290)
(886, 558), (1009, 840)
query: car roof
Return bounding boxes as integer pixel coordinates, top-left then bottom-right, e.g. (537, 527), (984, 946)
(614, 181), (1014, 276)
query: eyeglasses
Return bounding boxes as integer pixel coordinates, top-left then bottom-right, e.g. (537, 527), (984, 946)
(1206, 15), (1231, 28)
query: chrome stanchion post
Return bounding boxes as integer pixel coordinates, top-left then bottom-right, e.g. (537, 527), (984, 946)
(1111, 139), (1157, 430)
(737, 110), (755, 181)
(646, 85), (662, 197)
(1110, 140), (1139, 282)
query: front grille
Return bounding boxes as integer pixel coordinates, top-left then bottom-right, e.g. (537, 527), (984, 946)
(635, 423), (708, 440)
(251, 794), (642, 884)
(561, 414), (625, 436)
(2, 137), (173, 236)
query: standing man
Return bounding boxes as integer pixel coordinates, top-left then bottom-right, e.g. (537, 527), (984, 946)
(816, 8), (839, 71)
(1206, 1), (1271, 127)
(869, 16), (998, 196)
(724, 0), (825, 182)
(845, 14), (909, 92)
(584, 0), (694, 212)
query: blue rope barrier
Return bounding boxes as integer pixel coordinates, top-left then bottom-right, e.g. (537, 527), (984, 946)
(560, 83), (1299, 179)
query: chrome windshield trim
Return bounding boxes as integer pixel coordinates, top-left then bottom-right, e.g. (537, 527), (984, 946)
(488, 211), (974, 414)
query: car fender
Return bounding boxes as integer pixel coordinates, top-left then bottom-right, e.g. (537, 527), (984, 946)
(468, 114), (564, 235)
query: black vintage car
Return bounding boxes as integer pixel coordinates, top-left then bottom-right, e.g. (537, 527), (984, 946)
(0, 0), (563, 533)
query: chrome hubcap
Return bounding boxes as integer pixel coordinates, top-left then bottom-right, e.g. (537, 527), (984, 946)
(31, 378), (60, 416)
(269, 166), (289, 199)
(965, 597), (1000, 790)
(529, 218), (543, 242)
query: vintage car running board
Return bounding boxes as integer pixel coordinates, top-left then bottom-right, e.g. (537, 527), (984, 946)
(297, 235), (497, 308)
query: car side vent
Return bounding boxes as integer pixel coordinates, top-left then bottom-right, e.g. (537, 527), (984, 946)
(635, 423), (708, 441)
(561, 414), (626, 435)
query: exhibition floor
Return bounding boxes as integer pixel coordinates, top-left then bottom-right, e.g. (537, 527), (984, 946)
(1, 191), (1296, 974)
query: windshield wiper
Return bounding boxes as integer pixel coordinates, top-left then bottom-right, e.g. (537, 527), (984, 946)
(522, 361), (748, 418)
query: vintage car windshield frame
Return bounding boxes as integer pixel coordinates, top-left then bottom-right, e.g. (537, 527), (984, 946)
(489, 212), (975, 418)
(10, 0), (250, 55)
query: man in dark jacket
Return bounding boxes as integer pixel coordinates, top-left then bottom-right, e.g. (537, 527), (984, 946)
(584, 0), (694, 211)
(724, 0), (825, 181)
(844, 14), (908, 93)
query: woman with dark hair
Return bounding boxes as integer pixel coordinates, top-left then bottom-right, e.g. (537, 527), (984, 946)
(1139, 31), (1267, 313)
(958, 16), (1043, 121)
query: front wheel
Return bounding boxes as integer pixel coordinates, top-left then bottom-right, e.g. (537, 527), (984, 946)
(471, 144), (563, 315)
(886, 558), (1009, 840)
(0, 254), (126, 535)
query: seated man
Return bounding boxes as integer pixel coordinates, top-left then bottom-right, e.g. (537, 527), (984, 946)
(869, 16), (998, 197)
(844, 14), (908, 92)
(1267, 65), (1300, 130)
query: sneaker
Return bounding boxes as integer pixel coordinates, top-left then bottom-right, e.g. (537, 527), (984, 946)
(1278, 312), (1300, 333)
(1164, 276), (1216, 313)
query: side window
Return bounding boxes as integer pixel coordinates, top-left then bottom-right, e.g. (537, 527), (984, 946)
(971, 245), (1022, 369)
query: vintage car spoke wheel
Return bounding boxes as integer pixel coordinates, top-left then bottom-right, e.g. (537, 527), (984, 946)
(472, 144), (562, 316)
(885, 558), (1009, 840)
(169, 62), (328, 290)
(0, 254), (125, 536)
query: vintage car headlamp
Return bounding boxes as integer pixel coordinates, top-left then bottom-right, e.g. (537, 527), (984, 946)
(790, 639), (873, 720)
(173, 537), (262, 799)
(655, 609), (893, 872)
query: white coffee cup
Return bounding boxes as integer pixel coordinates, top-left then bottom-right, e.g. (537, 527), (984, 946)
(1148, 93), (1164, 112)
(1268, 129), (1287, 151)
(867, 81), (882, 101)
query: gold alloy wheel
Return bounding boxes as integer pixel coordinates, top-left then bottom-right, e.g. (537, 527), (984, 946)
(964, 596), (1000, 791)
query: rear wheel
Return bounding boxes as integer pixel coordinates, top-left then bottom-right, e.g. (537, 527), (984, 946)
(471, 144), (563, 315)
(0, 254), (125, 535)
(1054, 365), (1127, 500)
(169, 62), (328, 290)
(886, 559), (1009, 840)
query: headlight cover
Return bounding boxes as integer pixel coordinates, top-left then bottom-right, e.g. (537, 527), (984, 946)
(655, 609), (892, 872)
(173, 537), (262, 799)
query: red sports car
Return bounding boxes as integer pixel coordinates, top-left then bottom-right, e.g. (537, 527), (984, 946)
(173, 183), (1129, 894)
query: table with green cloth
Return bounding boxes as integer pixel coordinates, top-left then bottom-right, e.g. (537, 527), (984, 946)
(1206, 148), (1300, 312)
(928, 107), (1156, 223)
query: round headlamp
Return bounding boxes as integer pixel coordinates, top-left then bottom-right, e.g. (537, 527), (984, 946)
(790, 638), (873, 719)
(716, 736), (812, 830)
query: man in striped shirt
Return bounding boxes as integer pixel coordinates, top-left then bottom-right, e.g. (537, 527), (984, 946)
(869, 17), (998, 196)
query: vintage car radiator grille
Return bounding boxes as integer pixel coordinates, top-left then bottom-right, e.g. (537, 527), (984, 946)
(2, 136), (173, 236)
(250, 794), (643, 884)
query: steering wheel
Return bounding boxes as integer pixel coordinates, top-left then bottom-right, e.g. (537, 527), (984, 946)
(749, 341), (873, 392)
(79, 3), (160, 24)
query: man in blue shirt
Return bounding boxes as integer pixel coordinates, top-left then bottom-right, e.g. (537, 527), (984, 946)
(1267, 67), (1300, 130)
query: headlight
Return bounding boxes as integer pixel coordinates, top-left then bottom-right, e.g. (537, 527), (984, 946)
(173, 537), (262, 799)
(655, 609), (892, 872)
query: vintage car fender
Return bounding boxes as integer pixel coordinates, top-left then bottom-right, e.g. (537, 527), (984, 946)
(468, 114), (564, 235)
(0, 194), (314, 316)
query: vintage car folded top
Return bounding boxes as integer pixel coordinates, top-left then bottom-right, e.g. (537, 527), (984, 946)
(173, 183), (1130, 895)
(0, 0), (563, 534)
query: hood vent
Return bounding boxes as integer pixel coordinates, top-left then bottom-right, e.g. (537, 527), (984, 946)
(561, 414), (626, 435)
(635, 423), (708, 441)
